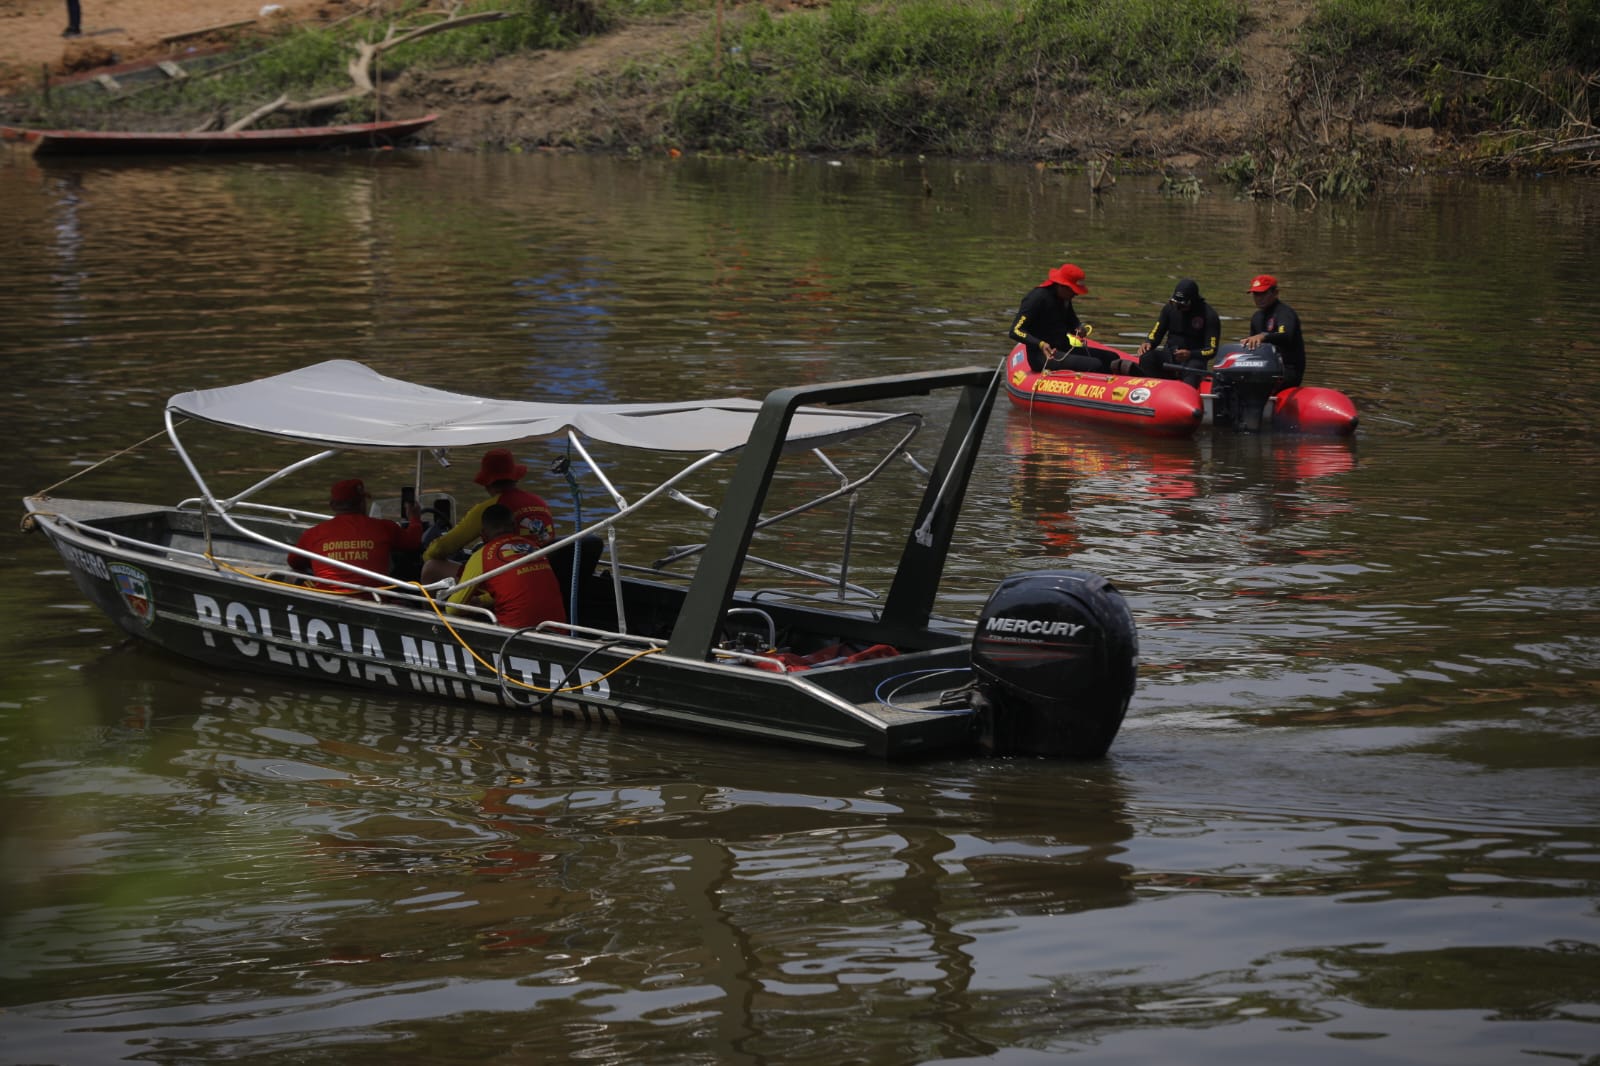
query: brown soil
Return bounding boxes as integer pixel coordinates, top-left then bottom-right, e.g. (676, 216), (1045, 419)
(0, 0), (359, 88)
(384, 9), (719, 151)
(0, 0), (1438, 165)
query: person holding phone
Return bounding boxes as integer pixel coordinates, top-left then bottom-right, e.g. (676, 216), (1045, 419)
(290, 478), (424, 590)
(421, 449), (557, 585)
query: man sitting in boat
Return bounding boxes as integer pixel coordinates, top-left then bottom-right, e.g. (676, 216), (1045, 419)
(420, 448), (557, 585)
(289, 477), (424, 591)
(446, 504), (567, 630)
(1241, 274), (1306, 389)
(1008, 263), (1128, 374)
(1135, 278), (1221, 387)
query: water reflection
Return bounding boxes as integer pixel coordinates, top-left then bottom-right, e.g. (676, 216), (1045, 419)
(1006, 416), (1358, 550)
(3, 629), (1596, 1062)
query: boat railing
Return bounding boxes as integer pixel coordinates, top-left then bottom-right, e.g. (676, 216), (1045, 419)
(649, 426), (919, 593)
(540, 621), (667, 648)
(174, 497), (325, 525)
(156, 402), (919, 641)
(723, 607), (776, 648)
(514, 620), (790, 671)
(610, 555), (878, 603)
(748, 586), (883, 618)
(35, 507), (504, 624)
(244, 568), (502, 625)
(40, 507), (236, 571)
(436, 427), (899, 638)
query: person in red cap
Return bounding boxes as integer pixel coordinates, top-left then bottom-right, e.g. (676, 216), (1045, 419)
(420, 448), (557, 585)
(1241, 274), (1306, 388)
(447, 504), (567, 630)
(1007, 263), (1125, 374)
(290, 478), (423, 590)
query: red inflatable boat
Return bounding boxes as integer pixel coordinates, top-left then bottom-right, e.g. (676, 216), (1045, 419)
(1004, 342), (1359, 437)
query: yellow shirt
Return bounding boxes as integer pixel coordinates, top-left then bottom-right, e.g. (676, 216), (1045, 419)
(422, 487), (556, 562)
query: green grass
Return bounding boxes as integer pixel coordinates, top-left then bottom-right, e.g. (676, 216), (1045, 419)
(1297, 0), (1600, 131)
(669, 0), (1250, 155)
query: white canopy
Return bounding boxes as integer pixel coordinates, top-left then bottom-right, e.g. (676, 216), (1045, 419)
(167, 360), (918, 454)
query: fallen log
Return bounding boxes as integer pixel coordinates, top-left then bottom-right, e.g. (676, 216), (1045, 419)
(162, 18), (257, 45)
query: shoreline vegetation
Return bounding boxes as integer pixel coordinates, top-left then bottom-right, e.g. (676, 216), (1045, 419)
(5, 0), (1598, 203)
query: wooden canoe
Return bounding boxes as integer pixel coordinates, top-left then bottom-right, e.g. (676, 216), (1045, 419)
(5, 115), (438, 157)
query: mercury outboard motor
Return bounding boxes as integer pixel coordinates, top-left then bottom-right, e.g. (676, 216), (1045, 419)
(970, 570), (1138, 758)
(1211, 343), (1284, 432)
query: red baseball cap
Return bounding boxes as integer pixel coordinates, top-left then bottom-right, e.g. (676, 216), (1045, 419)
(1247, 274), (1278, 293)
(329, 478), (366, 505)
(1040, 262), (1088, 295)
(474, 448), (528, 487)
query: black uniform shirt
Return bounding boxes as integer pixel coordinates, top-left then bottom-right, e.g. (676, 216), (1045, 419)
(1250, 298), (1305, 374)
(1145, 301), (1222, 360)
(1008, 286), (1084, 371)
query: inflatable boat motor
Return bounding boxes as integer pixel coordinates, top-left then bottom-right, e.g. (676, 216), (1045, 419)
(1211, 344), (1285, 431)
(969, 570), (1138, 758)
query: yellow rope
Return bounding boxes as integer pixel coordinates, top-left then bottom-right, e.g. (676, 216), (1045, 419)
(1030, 362), (1048, 415)
(208, 554), (369, 596)
(408, 579), (663, 694)
(34, 428), (173, 498)
(206, 553), (662, 696)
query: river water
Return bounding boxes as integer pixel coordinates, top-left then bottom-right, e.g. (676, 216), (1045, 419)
(2, 147), (1598, 1065)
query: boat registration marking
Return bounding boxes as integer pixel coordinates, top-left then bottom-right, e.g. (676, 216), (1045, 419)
(62, 541), (112, 580)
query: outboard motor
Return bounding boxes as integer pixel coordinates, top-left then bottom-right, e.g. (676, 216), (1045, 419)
(970, 570), (1138, 758)
(1211, 343), (1284, 432)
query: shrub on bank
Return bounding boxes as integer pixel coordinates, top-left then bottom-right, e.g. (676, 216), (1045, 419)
(668, 0), (1249, 155)
(13, 0), (1598, 189)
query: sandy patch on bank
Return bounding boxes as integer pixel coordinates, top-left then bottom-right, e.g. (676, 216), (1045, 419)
(0, 0), (352, 90)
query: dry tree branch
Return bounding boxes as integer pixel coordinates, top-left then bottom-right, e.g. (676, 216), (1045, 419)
(1445, 67), (1594, 134)
(231, 8), (510, 128)
(225, 92), (290, 131)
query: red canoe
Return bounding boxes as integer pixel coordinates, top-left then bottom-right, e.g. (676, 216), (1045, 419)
(3, 114), (438, 157)
(1004, 342), (1358, 437)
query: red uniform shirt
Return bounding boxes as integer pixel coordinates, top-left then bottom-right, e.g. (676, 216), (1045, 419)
(463, 532), (566, 629)
(496, 487), (557, 544)
(292, 512), (423, 588)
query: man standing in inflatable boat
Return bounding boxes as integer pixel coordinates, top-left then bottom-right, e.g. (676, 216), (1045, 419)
(1008, 263), (1134, 374)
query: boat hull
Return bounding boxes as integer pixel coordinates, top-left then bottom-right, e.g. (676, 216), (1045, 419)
(1263, 383), (1360, 435)
(1004, 343), (1358, 437)
(7, 115), (438, 157)
(26, 499), (978, 760)
(1005, 343), (1204, 436)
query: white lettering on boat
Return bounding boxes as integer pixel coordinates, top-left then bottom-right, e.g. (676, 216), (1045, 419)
(304, 617), (342, 673)
(224, 600), (259, 656)
(189, 593), (610, 704)
(63, 543), (112, 580)
(984, 616), (1085, 638)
